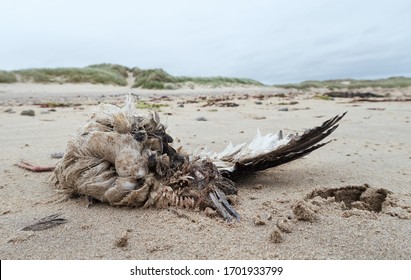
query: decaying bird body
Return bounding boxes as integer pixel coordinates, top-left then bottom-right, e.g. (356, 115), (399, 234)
(53, 95), (345, 221)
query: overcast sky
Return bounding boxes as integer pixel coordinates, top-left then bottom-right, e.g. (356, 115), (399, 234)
(1, 0), (410, 84)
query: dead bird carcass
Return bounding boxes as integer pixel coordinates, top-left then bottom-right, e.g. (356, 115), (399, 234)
(53, 96), (346, 221)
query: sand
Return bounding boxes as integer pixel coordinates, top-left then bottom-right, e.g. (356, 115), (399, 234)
(0, 82), (410, 260)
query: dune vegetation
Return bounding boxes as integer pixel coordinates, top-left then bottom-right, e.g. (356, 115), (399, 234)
(0, 64), (129, 86)
(132, 68), (176, 89)
(1, 64), (410, 90)
(0, 64), (262, 89)
(275, 76), (411, 89)
(0, 70), (17, 83)
(131, 68), (262, 89)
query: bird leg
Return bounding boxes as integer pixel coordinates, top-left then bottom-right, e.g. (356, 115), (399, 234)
(16, 161), (55, 172)
(209, 189), (240, 222)
(186, 159), (240, 221)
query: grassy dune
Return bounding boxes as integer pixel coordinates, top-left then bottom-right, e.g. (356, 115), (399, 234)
(1, 64), (410, 90)
(0, 70), (17, 83)
(132, 68), (176, 89)
(175, 76), (263, 86)
(0, 64), (261, 89)
(276, 77), (411, 89)
(88, 63), (130, 78)
(131, 68), (262, 89)
(0, 64), (128, 86)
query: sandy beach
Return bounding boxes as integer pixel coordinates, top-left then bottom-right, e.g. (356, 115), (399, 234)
(0, 83), (410, 259)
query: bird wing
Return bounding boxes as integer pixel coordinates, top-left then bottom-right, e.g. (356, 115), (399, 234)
(199, 112), (346, 179)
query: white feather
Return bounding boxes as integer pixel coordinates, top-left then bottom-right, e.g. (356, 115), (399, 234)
(198, 129), (291, 172)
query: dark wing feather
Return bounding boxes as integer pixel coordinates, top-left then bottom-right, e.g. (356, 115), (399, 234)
(202, 112), (346, 179)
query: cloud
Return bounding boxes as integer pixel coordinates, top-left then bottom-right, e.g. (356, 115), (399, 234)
(1, 0), (411, 83)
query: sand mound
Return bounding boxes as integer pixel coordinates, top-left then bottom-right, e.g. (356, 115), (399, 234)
(307, 184), (390, 212)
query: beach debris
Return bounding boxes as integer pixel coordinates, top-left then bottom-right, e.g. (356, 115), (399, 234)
(249, 114), (266, 120)
(254, 101), (263, 105)
(35, 102), (72, 108)
(253, 94), (266, 100)
(184, 99), (199, 104)
(366, 107), (385, 111)
(136, 100), (169, 109)
(4, 108), (16, 113)
(50, 95), (345, 222)
(278, 101), (298, 106)
(21, 109), (35, 116)
(215, 102), (239, 107)
(149, 95), (173, 102)
(313, 95), (334, 100)
(278, 107), (288, 112)
(20, 214), (67, 231)
(202, 98), (239, 107)
(195, 116), (207, 121)
(50, 152), (64, 159)
(238, 94), (250, 100)
(290, 107), (311, 111)
(350, 97), (411, 103)
(324, 92), (383, 98)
